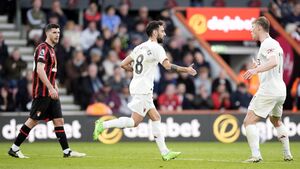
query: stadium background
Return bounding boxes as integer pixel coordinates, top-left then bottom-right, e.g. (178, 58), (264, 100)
(0, 0), (299, 145)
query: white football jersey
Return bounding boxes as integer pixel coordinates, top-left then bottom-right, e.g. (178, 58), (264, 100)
(255, 37), (286, 96)
(129, 40), (167, 95)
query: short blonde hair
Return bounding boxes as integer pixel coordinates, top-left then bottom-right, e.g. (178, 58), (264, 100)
(253, 16), (270, 32)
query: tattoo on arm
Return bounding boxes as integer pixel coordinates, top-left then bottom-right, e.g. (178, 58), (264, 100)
(170, 64), (179, 72)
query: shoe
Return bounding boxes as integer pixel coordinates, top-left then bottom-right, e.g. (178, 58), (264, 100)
(243, 156), (263, 163)
(8, 148), (29, 158)
(284, 154), (293, 161)
(93, 119), (105, 141)
(162, 151), (181, 161)
(64, 151), (86, 158)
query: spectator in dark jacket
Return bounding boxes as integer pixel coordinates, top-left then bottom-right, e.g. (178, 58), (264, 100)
(231, 83), (252, 112)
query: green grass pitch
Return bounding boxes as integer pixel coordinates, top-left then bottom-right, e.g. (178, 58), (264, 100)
(0, 142), (299, 169)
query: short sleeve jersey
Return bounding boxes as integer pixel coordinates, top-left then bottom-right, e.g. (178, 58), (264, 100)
(256, 37), (286, 96)
(32, 42), (57, 98)
(129, 40), (167, 95)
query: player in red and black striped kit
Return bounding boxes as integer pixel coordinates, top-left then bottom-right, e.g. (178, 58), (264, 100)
(8, 24), (86, 158)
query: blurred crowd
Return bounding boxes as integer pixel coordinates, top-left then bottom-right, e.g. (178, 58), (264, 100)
(1, 0), (296, 114)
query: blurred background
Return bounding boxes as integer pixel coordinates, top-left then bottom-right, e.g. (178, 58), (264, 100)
(0, 0), (300, 143)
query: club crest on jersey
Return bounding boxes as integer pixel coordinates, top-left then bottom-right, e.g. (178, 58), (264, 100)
(266, 48), (274, 54)
(38, 49), (45, 59)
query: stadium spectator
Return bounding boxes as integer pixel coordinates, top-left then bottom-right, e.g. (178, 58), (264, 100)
(89, 48), (105, 81)
(103, 50), (121, 81)
(88, 35), (105, 57)
(166, 38), (182, 64)
(48, 0), (67, 28)
(101, 5), (121, 35)
(111, 37), (126, 60)
(193, 84), (213, 109)
(107, 66), (126, 93)
(164, 0), (178, 9)
(212, 71), (232, 93)
(80, 21), (100, 51)
(117, 24), (130, 51)
(193, 50), (211, 73)
(135, 6), (152, 27)
(212, 0), (226, 7)
(3, 48), (27, 83)
(0, 32), (9, 77)
(158, 83), (182, 111)
(230, 83), (252, 112)
(190, 0), (204, 7)
(55, 37), (75, 84)
(65, 50), (88, 96)
(63, 21), (81, 47)
(158, 71), (177, 95)
(211, 83), (231, 110)
(15, 70), (33, 111)
(248, 0), (262, 7)
(80, 64), (103, 109)
(172, 27), (186, 49)
(26, 0), (46, 46)
(93, 82), (121, 114)
(269, 0), (283, 21)
(283, 2), (300, 25)
(118, 3), (134, 30)
(291, 76), (300, 111)
(159, 8), (176, 36)
(182, 38), (201, 56)
(119, 85), (132, 115)
(0, 86), (15, 112)
(130, 21), (148, 43)
(177, 83), (194, 109)
(177, 72), (196, 95)
(102, 28), (114, 54)
(194, 67), (212, 95)
(84, 2), (101, 28)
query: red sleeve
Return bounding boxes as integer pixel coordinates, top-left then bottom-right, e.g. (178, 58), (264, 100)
(37, 45), (48, 63)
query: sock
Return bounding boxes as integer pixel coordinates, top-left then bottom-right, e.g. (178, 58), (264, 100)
(54, 126), (70, 152)
(103, 117), (134, 129)
(152, 121), (169, 155)
(12, 124), (31, 150)
(245, 124), (261, 157)
(276, 124), (292, 156)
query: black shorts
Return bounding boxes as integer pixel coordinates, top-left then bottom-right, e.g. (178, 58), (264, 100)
(30, 97), (62, 121)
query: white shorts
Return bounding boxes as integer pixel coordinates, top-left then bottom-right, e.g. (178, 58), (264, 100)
(128, 94), (155, 117)
(248, 95), (286, 118)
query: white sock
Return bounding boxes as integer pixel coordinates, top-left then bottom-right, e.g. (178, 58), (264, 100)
(276, 124), (292, 156)
(245, 124), (261, 157)
(63, 148), (71, 154)
(103, 117), (134, 129)
(152, 121), (169, 155)
(11, 144), (19, 152)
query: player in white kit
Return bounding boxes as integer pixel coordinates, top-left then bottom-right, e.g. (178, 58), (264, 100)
(93, 21), (197, 161)
(242, 16), (293, 162)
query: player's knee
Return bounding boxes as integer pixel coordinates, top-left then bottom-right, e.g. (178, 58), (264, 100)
(53, 118), (64, 126)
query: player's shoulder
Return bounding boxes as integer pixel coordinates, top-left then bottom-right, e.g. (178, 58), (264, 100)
(35, 42), (48, 50)
(262, 37), (278, 47)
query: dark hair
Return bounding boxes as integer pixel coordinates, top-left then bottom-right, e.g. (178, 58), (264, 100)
(253, 16), (270, 32)
(45, 23), (60, 32)
(145, 20), (164, 37)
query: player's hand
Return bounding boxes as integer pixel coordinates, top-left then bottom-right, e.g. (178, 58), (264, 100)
(187, 64), (197, 76)
(243, 68), (257, 79)
(49, 87), (59, 100)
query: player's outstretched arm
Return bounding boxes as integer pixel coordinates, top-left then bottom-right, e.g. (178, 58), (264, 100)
(37, 62), (58, 99)
(121, 55), (133, 72)
(243, 56), (277, 79)
(161, 59), (197, 76)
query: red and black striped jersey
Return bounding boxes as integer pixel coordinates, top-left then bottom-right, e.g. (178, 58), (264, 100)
(32, 42), (57, 98)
